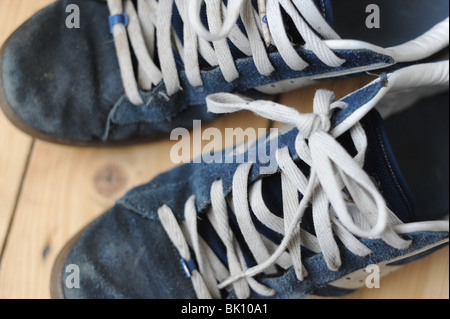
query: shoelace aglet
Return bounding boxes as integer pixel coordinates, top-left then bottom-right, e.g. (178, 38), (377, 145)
(258, 0), (272, 45)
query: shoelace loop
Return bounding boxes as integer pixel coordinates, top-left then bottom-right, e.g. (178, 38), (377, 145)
(157, 90), (417, 299)
(107, 0), (344, 105)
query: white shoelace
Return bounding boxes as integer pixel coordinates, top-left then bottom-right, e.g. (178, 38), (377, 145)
(107, 0), (344, 105)
(157, 90), (449, 299)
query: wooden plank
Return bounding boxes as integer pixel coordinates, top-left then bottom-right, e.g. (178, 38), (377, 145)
(0, 109), (268, 298)
(0, 0), (54, 258)
(0, 110), (32, 256)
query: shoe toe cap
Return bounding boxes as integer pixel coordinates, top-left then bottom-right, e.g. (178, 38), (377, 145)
(62, 204), (197, 299)
(1, 0), (123, 142)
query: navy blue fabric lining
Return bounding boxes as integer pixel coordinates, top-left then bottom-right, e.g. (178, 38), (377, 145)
(383, 92), (449, 222)
(330, 0), (449, 47)
(198, 217), (228, 265)
(362, 111), (416, 223)
(313, 0), (334, 25)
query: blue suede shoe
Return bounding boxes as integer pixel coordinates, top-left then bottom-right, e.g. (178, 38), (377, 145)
(1, 0), (449, 145)
(50, 61), (449, 298)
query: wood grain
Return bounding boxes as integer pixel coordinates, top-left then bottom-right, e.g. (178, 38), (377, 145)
(0, 0), (55, 259)
(0, 0), (447, 300)
(0, 112), (32, 255)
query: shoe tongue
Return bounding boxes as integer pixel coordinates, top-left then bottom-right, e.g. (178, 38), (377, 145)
(197, 110), (418, 271)
(356, 110), (417, 223)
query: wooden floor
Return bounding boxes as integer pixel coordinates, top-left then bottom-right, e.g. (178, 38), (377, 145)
(0, 0), (448, 299)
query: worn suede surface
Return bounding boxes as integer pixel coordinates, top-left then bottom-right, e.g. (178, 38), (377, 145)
(62, 84), (449, 298)
(2, 0), (395, 143)
(2, 0), (122, 141)
(64, 205), (198, 299)
(63, 201), (448, 299)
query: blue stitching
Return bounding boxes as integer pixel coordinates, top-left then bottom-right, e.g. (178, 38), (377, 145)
(320, 0), (326, 18)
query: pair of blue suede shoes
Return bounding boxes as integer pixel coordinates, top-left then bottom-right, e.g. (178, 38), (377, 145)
(1, 0), (449, 299)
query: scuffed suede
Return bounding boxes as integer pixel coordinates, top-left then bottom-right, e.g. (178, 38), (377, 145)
(64, 205), (198, 299)
(2, 0), (123, 141)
